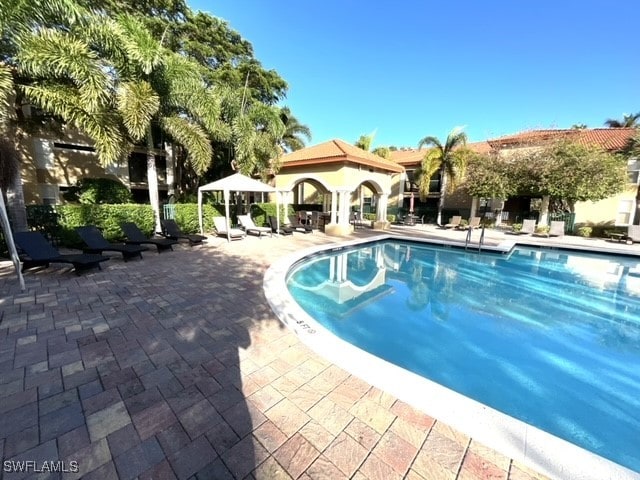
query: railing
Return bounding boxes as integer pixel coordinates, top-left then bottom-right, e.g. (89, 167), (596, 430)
(465, 224), (486, 253)
(163, 204), (176, 220)
(548, 212), (575, 233)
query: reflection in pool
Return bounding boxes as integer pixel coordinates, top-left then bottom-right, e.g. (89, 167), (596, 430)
(286, 241), (640, 473)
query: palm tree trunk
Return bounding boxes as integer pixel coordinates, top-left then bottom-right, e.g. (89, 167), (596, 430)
(5, 169), (28, 231)
(436, 165), (447, 226)
(146, 129), (162, 233)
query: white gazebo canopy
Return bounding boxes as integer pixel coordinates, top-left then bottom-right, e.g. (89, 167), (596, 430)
(197, 173), (279, 242)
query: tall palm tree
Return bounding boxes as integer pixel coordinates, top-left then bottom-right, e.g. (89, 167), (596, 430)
(279, 107), (311, 152)
(415, 127), (469, 226)
(604, 113), (640, 128)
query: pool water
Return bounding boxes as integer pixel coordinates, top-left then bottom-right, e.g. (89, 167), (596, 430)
(287, 240), (640, 472)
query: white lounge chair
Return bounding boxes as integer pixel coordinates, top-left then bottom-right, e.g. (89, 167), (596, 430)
(237, 215), (272, 238)
(549, 220), (565, 237)
(444, 216), (461, 229)
(467, 216), (481, 229)
(626, 225), (640, 244)
(521, 219), (536, 234)
(213, 216), (246, 241)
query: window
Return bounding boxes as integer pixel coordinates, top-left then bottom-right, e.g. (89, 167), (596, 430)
(33, 139), (54, 169)
(53, 142), (96, 153)
(616, 199), (634, 225)
(628, 159), (640, 184)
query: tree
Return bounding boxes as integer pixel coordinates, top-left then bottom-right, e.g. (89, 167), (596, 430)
(0, 0), (97, 230)
(604, 113), (640, 128)
(416, 127), (469, 225)
(571, 123), (587, 129)
(355, 133), (375, 151)
(371, 147), (391, 159)
(104, 15), (226, 231)
(519, 141), (628, 212)
(463, 152), (517, 201)
(279, 106), (311, 152)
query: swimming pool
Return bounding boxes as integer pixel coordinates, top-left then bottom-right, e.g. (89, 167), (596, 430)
(283, 239), (640, 476)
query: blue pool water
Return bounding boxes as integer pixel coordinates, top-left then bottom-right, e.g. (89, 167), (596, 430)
(287, 240), (640, 472)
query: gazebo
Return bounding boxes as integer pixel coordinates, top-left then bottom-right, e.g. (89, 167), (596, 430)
(274, 139), (404, 235)
(197, 173), (279, 242)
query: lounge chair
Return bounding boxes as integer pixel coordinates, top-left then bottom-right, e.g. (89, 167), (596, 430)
(120, 222), (177, 252)
(467, 217), (481, 229)
(76, 225), (147, 261)
(444, 216), (462, 229)
(212, 216), (246, 240)
(161, 219), (207, 245)
(549, 221), (565, 237)
(268, 215), (293, 235)
(288, 215), (313, 233)
(625, 225), (640, 244)
(521, 219), (536, 235)
(14, 231), (109, 274)
(237, 215), (272, 238)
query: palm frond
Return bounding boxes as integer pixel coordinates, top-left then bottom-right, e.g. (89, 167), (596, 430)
(16, 29), (110, 111)
(116, 80), (159, 141)
(0, 0), (83, 35)
(21, 83), (125, 165)
(0, 63), (13, 125)
(117, 15), (164, 75)
(413, 150), (441, 200)
(417, 135), (442, 150)
(161, 115), (212, 174)
(444, 128), (468, 152)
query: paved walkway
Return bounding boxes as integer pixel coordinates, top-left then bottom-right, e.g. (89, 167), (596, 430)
(3, 225), (635, 479)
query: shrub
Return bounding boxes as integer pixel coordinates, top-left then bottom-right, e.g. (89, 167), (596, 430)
(63, 178), (132, 204)
(512, 223), (523, 233)
(535, 225), (550, 235)
(171, 203), (218, 233)
(577, 226), (592, 237)
(55, 204), (154, 246)
(249, 203), (295, 227)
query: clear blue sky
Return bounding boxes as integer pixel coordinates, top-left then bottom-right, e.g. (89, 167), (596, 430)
(190, 0), (638, 148)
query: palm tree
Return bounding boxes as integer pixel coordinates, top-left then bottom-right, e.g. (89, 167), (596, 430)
(0, 0), (105, 230)
(279, 107), (311, 152)
(355, 132), (375, 151)
(415, 127), (469, 226)
(604, 113), (640, 128)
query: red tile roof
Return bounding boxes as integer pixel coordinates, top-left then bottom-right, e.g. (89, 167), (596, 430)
(279, 139), (404, 173)
(389, 141), (492, 167)
(487, 128), (636, 151)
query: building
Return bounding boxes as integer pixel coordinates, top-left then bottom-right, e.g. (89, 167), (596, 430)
(390, 128), (639, 228)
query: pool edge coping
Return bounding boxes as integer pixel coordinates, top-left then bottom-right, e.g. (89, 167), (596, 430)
(263, 233), (640, 480)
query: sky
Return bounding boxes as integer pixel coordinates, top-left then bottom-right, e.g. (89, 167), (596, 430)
(190, 0), (638, 149)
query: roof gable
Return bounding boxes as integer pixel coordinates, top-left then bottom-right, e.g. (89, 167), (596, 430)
(280, 139), (404, 173)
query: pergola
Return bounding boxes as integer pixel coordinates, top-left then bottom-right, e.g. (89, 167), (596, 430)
(197, 173), (279, 242)
(274, 139), (404, 236)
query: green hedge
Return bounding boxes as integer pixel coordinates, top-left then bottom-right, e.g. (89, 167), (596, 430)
(171, 203), (219, 233)
(55, 204), (155, 246)
(249, 203), (295, 227)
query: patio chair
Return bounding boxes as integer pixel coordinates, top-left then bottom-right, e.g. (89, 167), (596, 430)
(238, 215), (272, 238)
(212, 216), (246, 240)
(549, 221), (565, 237)
(161, 219), (207, 246)
(120, 222), (177, 252)
(76, 226), (147, 261)
(625, 225), (640, 244)
(288, 215), (313, 233)
(268, 215), (293, 235)
(467, 217), (481, 229)
(14, 231), (109, 275)
(521, 219), (536, 235)
(444, 216), (462, 229)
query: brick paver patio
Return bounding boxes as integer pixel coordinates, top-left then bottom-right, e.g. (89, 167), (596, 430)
(3, 224), (626, 479)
